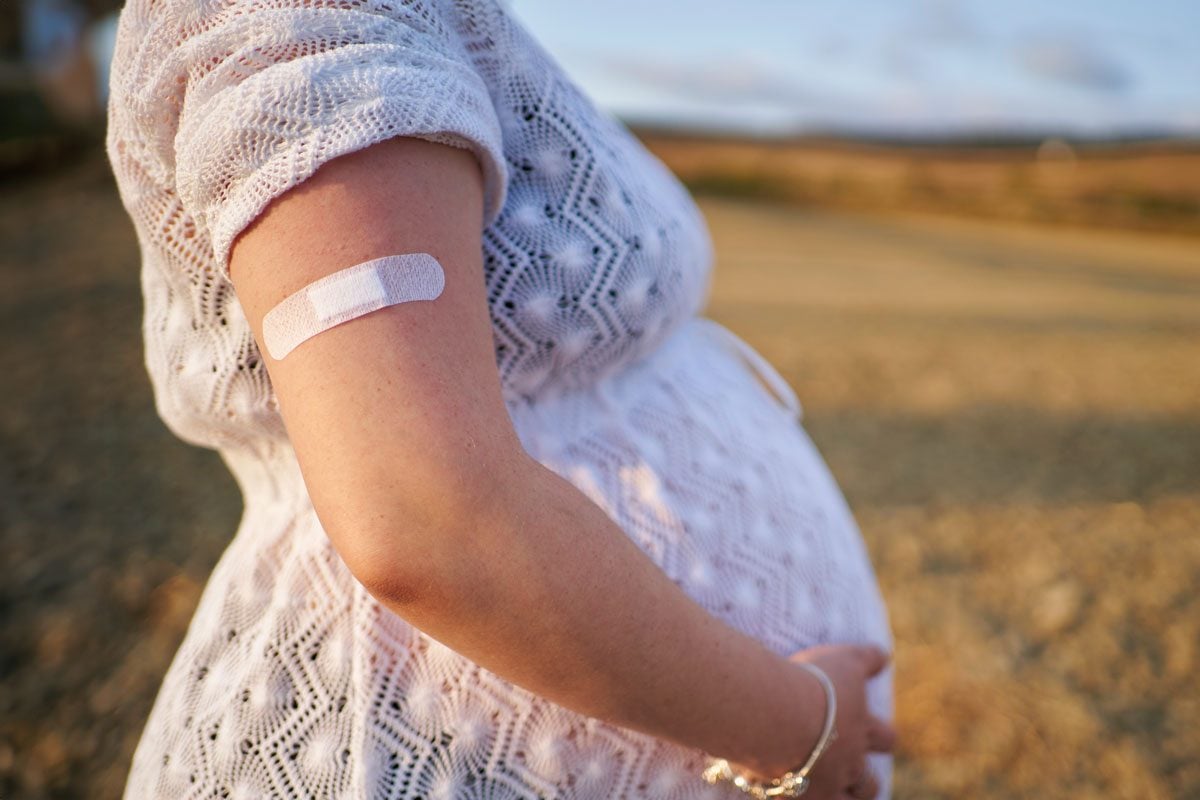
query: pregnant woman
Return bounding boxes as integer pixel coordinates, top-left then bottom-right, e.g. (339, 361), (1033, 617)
(106, 0), (895, 797)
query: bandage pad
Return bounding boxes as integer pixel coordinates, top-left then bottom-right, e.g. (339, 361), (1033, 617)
(262, 253), (446, 360)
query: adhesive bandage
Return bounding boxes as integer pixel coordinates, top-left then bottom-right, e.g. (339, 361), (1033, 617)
(262, 253), (446, 360)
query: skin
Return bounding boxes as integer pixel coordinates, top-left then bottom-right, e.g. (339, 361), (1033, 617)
(227, 134), (896, 797)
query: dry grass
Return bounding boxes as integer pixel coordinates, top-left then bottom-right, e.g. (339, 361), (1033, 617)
(699, 199), (1200, 799)
(638, 131), (1200, 238)
(2, 147), (1197, 798)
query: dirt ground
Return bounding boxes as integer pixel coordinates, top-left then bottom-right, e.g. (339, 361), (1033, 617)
(2, 147), (1198, 799)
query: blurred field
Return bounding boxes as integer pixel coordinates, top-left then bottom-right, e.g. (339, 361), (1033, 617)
(2, 144), (1198, 799)
(640, 130), (1200, 238)
(699, 199), (1200, 799)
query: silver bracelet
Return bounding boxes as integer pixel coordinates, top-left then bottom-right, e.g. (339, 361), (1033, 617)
(699, 662), (838, 799)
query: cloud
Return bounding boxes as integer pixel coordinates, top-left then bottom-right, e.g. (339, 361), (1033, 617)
(813, 34), (851, 61)
(588, 52), (821, 108)
(905, 0), (982, 46)
(880, 39), (926, 82)
(1016, 37), (1132, 93)
(877, 0), (984, 84)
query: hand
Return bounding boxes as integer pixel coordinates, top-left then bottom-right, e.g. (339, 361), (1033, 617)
(790, 643), (894, 799)
(728, 643), (895, 799)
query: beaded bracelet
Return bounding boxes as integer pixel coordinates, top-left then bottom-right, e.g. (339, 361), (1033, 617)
(699, 662), (838, 799)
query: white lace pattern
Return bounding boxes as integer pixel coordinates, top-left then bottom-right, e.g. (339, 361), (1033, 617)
(105, 0), (894, 796)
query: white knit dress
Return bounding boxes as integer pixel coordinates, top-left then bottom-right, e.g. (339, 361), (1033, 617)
(106, 0), (895, 797)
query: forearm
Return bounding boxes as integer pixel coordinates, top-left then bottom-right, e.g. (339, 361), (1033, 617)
(369, 451), (824, 777)
(220, 134), (824, 777)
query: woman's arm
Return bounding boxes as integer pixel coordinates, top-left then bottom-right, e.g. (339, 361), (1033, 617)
(229, 134), (834, 779)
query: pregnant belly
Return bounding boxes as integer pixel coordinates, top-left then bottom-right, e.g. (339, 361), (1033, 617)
(507, 316), (894, 658)
(164, 315), (894, 800)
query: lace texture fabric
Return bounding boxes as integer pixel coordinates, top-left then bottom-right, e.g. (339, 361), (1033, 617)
(105, 0), (895, 796)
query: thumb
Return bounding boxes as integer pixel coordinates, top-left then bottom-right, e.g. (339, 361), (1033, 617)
(858, 644), (891, 677)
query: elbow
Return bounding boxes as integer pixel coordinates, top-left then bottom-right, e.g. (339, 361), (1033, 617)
(336, 527), (430, 608)
(324, 448), (537, 609)
(333, 510), (473, 611)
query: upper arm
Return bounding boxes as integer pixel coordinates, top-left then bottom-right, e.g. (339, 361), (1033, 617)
(229, 135), (531, 595)
(159, 0), (528, 595)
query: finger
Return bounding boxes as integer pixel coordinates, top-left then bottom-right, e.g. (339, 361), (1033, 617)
(866, 716), (897, 753)
(858, 644), (891, 677)
(846, 766), (879, 799)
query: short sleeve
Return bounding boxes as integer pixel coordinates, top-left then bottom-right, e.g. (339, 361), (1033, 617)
(171, 0), (509, 283)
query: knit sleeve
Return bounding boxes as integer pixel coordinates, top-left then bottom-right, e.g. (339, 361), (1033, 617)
(171, 0), (509, 283)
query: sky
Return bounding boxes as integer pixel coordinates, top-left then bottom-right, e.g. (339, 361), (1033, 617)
(504, 0), (1200, 138)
